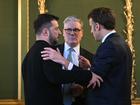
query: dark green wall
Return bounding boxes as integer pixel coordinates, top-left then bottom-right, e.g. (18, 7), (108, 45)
(0, 0), (18, 98)
(29, 1), (38, 47)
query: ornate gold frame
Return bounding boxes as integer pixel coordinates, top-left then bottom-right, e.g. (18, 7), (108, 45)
(123, 0), (137, 100)
(17, 0), (30, 100)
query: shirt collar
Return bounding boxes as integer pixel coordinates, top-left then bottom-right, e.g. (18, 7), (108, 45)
(101, 30), (116, 43)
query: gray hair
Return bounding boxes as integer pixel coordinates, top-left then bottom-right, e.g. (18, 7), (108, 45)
(63, 16), (83, 28)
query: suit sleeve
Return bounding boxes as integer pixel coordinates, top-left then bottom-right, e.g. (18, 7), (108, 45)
(42, 60), (92, 85)
(92, 42), (118, 78)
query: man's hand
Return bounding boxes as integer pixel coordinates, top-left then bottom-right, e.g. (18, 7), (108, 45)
(41, 47), (69, 68)
(79, 55), (91, 70)
(70, 83), (84, 97)
(87, 72), (103, 88)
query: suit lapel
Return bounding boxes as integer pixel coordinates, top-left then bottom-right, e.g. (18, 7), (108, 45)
(57, 43), (64, 55)
(80, 47), (84, 56)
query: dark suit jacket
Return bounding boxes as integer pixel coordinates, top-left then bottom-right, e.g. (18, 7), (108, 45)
(57, 44), (93, 105)
(22, 40), (92, 105)
(86, 33), (132, 105)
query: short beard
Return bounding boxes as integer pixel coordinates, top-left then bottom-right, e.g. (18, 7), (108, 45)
(48, 30), (58, 46)
(51, 40), (58, 46)
(49, 35), (58, 46)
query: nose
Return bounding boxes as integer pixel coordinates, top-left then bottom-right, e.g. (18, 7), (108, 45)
(90, 27), (93, 33)
(58, 29), (62, 35)
(69, 30), (75, 35)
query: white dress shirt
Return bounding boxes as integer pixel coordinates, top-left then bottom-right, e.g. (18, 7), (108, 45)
(63, 43), (80, 70)
(101, 30), (116, 43)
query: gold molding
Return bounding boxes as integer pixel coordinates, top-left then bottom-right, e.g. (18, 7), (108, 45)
(38, 0), (48, 14)
(132, 98), (140, 105)
(27, 0), (29, 51)
(0, 99), (140, 105)
(123, 0), (137, 100)
(1, 99), (139, 105)
(17, 0), (30, 101)
(0, 99), (24, 105)
(18, 0), (22, 100)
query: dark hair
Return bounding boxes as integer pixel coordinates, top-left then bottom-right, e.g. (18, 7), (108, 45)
(34, 13), (59, 34)
(88, 7), (115, 30)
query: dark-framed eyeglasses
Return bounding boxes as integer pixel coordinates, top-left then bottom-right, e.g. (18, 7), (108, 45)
(64, 28), (82, 34)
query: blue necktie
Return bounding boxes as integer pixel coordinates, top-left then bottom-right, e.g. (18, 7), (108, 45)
(63, 48), (73, 105)
(67, 48), (73, 62)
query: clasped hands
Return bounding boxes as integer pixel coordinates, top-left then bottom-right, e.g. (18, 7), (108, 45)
(41, 47), (103, 89)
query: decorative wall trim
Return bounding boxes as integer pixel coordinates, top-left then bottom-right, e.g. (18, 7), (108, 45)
(18, 0), (22, 100)
(132, 98), (140, 105)
(27, 0), (29, 51)
(38, 0), (48, 14)
(0, 99), (140, 105)
(123, 0), (137, 100)
(18, 0), (29, 101)
(0, 100), (24, 105)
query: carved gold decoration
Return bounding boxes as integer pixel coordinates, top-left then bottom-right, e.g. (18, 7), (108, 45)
(38, 0), (48, 14)
(124, 0), (137, 100)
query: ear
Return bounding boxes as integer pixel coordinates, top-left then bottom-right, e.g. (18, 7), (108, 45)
(95, 23), (100, 31)
(81, 29), (84, 37)
(42, 28), (49, 36)
(96, 23), (104, 31)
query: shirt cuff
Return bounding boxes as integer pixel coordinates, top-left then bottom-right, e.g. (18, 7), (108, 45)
(87, 68), (91, 70)
(67, 62), (73, 70)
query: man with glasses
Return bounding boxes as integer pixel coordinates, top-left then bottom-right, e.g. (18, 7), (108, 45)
(57, 16), (94, 105)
